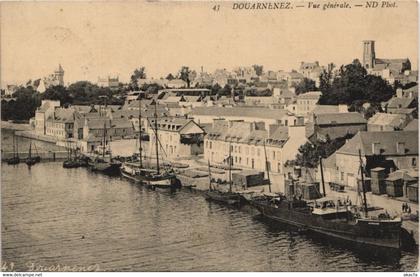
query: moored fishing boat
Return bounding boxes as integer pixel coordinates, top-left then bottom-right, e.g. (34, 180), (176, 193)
(7, 131), (20, 165)
(248, 150), (403, 253)
(121, 99), (179, 190)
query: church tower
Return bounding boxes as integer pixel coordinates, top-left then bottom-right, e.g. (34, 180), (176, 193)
(362, 40), (376, 69)
(54, 64), (65, 86)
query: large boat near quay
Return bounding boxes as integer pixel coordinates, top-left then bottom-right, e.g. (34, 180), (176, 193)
(121, 98), (179, 190)
(87, 120), (121, 176)
(248, 151), (403, 253)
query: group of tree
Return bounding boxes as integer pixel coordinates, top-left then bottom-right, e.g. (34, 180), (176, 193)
(294, 78), (317, 95)
(318, 59), (394, 108)
(288, 134), (354, 168)
(1, 81), (124, 121)
(1, 86), (42, 121)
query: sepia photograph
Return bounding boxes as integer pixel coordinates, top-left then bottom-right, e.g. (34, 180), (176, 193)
(0, 0), (419, 273)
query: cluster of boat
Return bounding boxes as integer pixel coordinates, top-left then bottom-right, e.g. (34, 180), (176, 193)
(6, 98), (411, 255)
(5, 132), (41, 166)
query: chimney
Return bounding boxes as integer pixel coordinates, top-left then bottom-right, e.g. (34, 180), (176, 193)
(396, 88), (403, 98)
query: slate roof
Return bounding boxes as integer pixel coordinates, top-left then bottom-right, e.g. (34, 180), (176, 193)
(386, 170), (417, 182)
(296, 91), (322, 99)
(53, 108), (75, 123)
(315, 112), (366, 125)
(191, 106), (290, 120)
(368, 113), (407, 128)
(206, 121), (288, 147)
(387, 97), (416, 109)
(336, 131), (418, 156)
(404, 119), (418, 131)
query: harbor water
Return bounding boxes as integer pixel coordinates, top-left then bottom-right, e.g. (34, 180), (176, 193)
(1, 129), (418, 271)
(1, 162), (418, 271)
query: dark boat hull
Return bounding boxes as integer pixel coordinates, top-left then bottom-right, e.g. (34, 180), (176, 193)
(250, 200), (401, 252)
(88, 161), (121, 176)
(7, 158), (20, 165)
(26, 157), (39, 166)
(121, 167), (180, 190)
(204, 190), (243, 206)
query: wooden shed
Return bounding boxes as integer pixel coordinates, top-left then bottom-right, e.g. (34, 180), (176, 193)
(407, 184), (418, 203)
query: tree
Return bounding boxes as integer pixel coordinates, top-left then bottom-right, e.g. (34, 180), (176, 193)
(294, 78), (317, 95)
(1, 86), (41, 121)
(166, 73), (175, 80)
(178, 66), (192, 88)
(130, 67), (146, 90)
(318, 59), (393, 106)
(291, 134), (353, 168)
(252, 64), (264, 76)
(43, 85), (72, 105)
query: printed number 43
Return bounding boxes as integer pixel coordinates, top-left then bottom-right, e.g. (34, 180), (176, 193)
(213, 4), (220, 11)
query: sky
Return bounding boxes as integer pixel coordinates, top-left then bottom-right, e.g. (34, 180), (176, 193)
(0, 1), (418, 87)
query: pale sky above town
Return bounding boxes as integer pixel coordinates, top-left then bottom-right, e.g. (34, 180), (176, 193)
(0, 1), (418, 87)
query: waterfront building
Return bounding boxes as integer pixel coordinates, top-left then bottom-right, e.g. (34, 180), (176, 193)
(34, 100), (61, 135)
(333, 130), (418, 188)
(45, 107), (75, 139)
(204, 119), (308, 174)
(79, 117), (135, 153)
(147, 117), (205, 160)
(190, 106), (303, 127)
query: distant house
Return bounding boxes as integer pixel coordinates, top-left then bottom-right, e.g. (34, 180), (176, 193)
(298, 61), (324, 86)
(396, 85), (418, 99)
(166, 79), (187, 89)
(367, 113), (409, 131)
(190, 106), (302, 127)
(334, 131), (418, 188)
(45, 107), (75, 139)
(384, 96), (417, 114)
(310, 112), (367, 141)
(204, 119), (308, 174)
(295, 91), (322, 116)
(34, 100), (61, 135)
(148, 117), (205, 160)
(80, 117), (134, 153)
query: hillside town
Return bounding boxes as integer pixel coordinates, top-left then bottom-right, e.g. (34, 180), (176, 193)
(2, 39), (419, 253)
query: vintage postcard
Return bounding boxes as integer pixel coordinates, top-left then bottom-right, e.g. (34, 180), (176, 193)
(0, 0), (418, 274)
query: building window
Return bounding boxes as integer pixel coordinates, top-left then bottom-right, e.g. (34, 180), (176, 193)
(412, 158), (417, 167)
(340, 172), (344, 181)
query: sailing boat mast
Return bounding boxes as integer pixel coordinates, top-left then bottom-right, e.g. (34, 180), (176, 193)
(228, 141), (232, 193)
(138, 94), (143, 168)
(16, 134), (19, 159)
(319, 156), (326, 196)
(263, 140), (272, 193)
(102, 122), (107, 158)
(12, 132), (16, 159)
(154, 101), (160, 174)
(28, 141), (32, 159)
(207, 159), (212, 191)
(358, 149), (368, 217)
